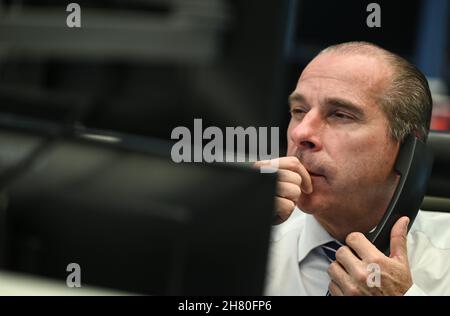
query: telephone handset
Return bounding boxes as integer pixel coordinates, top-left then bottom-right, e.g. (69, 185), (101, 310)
(365, 135), (434, 255)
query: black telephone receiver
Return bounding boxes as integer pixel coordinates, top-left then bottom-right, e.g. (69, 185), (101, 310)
(365, 134), (434, 255)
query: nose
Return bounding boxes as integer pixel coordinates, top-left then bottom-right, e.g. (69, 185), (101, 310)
(289, 110), (323, 152)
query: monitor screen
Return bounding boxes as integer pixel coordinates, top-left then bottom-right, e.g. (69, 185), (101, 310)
(0, 121), (277, 295)
(286, 0), (423, 61)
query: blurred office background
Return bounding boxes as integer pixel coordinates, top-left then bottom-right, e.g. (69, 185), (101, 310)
(0, 0), (288, 153)
(0, 0), (449, 152)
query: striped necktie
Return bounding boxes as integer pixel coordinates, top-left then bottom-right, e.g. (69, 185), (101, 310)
(321, 240), (343, 296)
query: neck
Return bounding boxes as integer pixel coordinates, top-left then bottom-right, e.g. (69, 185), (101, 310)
(314, 212), (382, 242)
(314, 175), (400, 242)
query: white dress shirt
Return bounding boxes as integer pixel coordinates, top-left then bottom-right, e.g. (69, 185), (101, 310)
(264, 207), (450, 296)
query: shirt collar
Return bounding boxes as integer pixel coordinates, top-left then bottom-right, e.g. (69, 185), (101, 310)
(297, 208), (335, 262)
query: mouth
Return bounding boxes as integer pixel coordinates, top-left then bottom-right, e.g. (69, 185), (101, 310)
(293, 153), (328, 180)
(305, 167), (329, 185)
(305, 167), (325, 177)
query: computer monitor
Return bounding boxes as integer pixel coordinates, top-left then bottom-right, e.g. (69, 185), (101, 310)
(0, 120), (277, 295)
(285, 0), (423, 62)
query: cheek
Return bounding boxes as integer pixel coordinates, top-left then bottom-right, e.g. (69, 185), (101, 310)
(334, 136), (397, 186)
(364, 134), (398, 168)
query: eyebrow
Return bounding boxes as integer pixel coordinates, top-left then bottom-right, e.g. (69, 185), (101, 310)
(288, 93), (365, 118)
(288, 93), (307, 108)
(324, 97), (365, 118)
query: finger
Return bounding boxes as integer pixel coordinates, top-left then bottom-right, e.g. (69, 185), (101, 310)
(253, 159), (279, 172)
(327, 261), (352, 292)
(328, 280), (344, 296)
(255, 157), (313, 194)
(280, 157), (313, 194)
(335, 245), (364, 276)
(277, 169), (302, 187)
(328, 262), (365, 296)
(274, 197), (295, 221)
(345, 232), (381, 261)
(253, 160), (268, 169)
(277, 181), (301, 202)
(389, 216), (410, 260)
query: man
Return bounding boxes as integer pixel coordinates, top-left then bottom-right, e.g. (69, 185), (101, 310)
(257, 42), (450, 296)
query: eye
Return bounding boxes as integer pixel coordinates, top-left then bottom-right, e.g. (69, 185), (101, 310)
(290, 108), (307, 116)
(331, 111), (353, 120)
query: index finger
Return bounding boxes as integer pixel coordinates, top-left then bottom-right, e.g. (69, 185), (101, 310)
(345, 232), (382, 261)
(278, 157), (313, 194)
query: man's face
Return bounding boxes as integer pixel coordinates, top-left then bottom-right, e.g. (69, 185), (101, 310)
(287, 52), (400, 222)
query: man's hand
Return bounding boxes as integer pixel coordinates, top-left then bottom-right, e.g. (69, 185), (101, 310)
(254, 157), (313, 224)
(327, 216), (413, 296)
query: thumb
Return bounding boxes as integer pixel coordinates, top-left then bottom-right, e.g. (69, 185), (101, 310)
(389, 216), (410, 259)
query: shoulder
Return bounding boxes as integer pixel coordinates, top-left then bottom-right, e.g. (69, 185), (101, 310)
(408, 211), (450, 295)
(409, 210), (450, 250)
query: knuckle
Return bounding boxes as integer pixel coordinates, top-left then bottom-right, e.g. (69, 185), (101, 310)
(335, 246), (347, 258)
(355, 270), (367, 283)
(277, 181), (290, 191)
(286, 199), (295, 209)
(366, 253), (383, 265)
(277, 183), (300, 201)
(286, 156), (300, 164)
(345, 286), (360, 296)
(327, 261), (337, 274)
(280, 209), (294, 220)
(370, 255), (383, 265)
(285, 156), (300, 167)
(275, 202), (294, 222)
(346, 232), (364, 244)
(279, 198), (294, 212)
(276, 180), (286, 189)
(278, 212), (291, 222)
(292, 185), (301, 198)
(294, 173), (302, 186)
(286, 161), (299, 171)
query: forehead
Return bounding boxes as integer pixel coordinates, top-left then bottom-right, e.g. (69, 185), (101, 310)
(295, 53), (392, 107)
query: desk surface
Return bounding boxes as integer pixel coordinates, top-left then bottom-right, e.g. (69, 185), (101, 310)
(0, 270), (131, 295)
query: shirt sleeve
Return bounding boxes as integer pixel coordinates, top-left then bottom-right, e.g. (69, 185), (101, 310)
(404, 283), (428, 296)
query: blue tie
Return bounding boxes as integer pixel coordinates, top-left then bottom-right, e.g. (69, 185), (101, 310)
(321, 240), (343, 296)
(322, 240), (342, 262)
